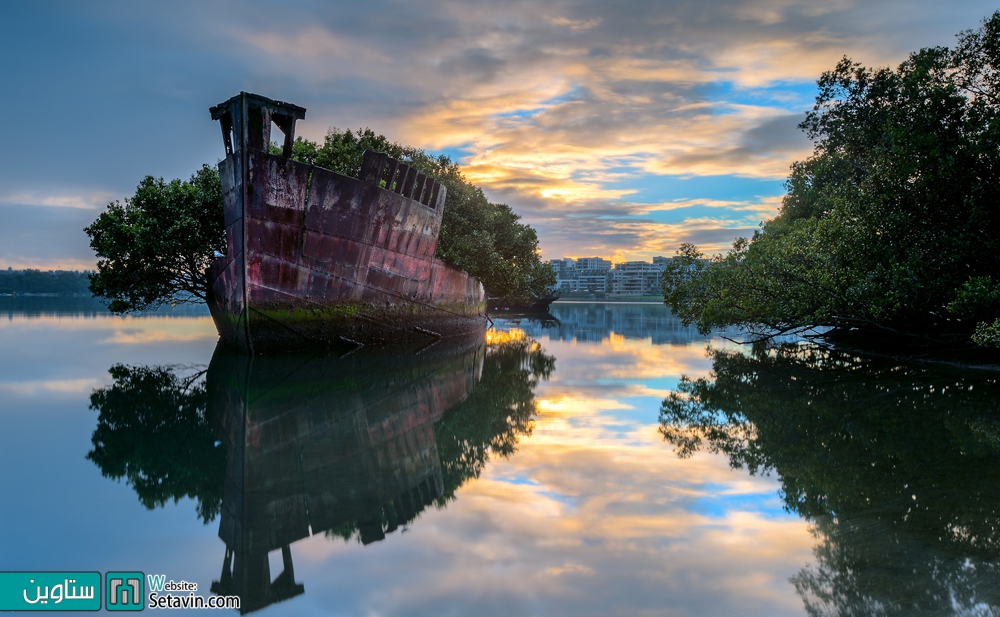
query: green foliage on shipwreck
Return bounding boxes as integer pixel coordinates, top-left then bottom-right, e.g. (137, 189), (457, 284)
(84, 128), (553, 313)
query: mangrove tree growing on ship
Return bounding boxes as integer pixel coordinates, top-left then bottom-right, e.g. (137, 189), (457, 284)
(84, 129), (553, 312)
(85, 165), (224, 313)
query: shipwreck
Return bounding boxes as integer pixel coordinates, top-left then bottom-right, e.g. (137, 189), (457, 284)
(207, 92), (487, 354)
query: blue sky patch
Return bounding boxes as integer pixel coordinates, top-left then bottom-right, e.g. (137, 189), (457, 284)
(603, 174), (786, 204)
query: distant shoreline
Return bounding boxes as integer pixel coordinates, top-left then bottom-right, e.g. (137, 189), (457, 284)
(0, 292), (94, 297)
(553, 297), (663, 305)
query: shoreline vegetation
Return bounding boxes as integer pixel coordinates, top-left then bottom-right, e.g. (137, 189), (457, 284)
(661, 13), (1000, 356)
(0, 294), (209, 320)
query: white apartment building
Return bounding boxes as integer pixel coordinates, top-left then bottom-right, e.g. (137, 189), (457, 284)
(549, 257), (669, 295)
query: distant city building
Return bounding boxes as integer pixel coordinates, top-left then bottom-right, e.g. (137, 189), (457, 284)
(577, 257), (612, 294)
(548, 256), (669, 296)
(575, 257), (613, 271)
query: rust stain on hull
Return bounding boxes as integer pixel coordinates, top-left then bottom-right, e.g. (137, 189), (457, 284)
(207, 92), (487, 354)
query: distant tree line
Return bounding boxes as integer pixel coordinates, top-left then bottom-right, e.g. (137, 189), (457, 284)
(0, 268), (92, 296)
(662, 13), (1000, 349)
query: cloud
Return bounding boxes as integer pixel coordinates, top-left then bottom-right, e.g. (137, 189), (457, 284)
(524, 197), (777, 261)
(2, 0), (996, 262)
(549, 17), (602, 32)
(541, 562), (595, 577)
(1, 191), (114, 210)
(101, 328), (219, 344)
(0, 378), (104, 397)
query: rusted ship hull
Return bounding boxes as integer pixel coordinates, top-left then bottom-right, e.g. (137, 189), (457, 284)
(208, 92), (487, 354)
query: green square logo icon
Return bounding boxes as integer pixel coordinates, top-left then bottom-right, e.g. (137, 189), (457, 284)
(105, 572), (144, 611)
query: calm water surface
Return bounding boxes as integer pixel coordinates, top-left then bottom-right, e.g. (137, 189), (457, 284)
(1, 299), (998, 616)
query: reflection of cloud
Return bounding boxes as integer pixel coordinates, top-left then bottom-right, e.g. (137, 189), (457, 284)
(540, 336), (719, 386)
(537, 396), (632, 415)
(289, 389), (812, 616)
(102, 328), (219, 344)
(0, 305), (820, 615)
(0, 314), (218, 342)
(273, 324), (814, 615)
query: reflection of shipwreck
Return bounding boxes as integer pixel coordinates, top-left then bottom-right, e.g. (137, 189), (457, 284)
(208, 92), (486, 354)
(206, 338), (484, 613)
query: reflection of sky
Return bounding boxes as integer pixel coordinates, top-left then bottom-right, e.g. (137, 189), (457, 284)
(0, 305), (812, 616)
(0, 312), (223, 609)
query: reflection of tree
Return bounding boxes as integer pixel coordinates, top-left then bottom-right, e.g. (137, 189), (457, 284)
(434, 329), (555, 502)
(660, 344), (1000, 615)
(87, 364), (225, 523)
(86, 329), (554, 531)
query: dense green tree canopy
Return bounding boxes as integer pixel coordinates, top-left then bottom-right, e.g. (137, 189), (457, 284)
(662, 13), (1000, 347)
(84, 165), (224, 313)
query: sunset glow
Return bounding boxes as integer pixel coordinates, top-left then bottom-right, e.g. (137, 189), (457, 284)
(2, 2), (997, 266)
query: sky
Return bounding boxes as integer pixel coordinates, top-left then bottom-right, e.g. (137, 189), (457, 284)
(1, 1), (997, 269)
